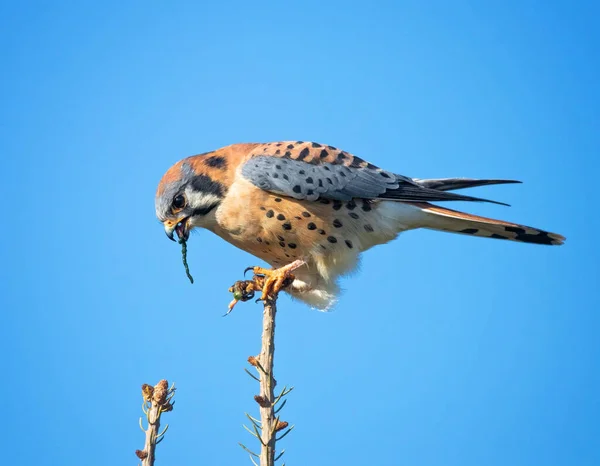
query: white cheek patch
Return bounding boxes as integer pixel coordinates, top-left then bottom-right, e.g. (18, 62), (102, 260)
(189, 192), (222, 210)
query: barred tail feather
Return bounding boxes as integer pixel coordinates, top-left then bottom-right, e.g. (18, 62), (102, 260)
(410, 202), (565, 246)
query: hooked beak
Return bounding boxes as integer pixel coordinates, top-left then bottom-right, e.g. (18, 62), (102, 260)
(164, 218), (190, 242)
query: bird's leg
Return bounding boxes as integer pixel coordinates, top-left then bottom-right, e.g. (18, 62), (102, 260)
(247, 259), (306, 302)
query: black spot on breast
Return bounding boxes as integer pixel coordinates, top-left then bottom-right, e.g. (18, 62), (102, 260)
(257, 237), (263, 243)
(320, 149), (329, 158)
(332, 200), (342, 210)
(327, 177), (333, 184)
(282, 222), (292, 230)
(260, 207), (266, 211)
(275, 149), (281, 155)
(190, 174), (225, 198)
(320, 244), (327, 249)
(337, 152), (347, 161)
(275, 164), (282, 169)
(204, 155), (227, 169)
(284, 151), (292, 157)
(298, 148), (310, 160)
(279, 241), (286, 247)
(272, 173), (279, 178)
(288, 243), (297, 249)
(361, 201), (372, 212)
(307, 223), (317, 230)
(318, 179), (323, 187)
(306, 177), (314, 184)
(266, 210), (274, 218)
(276, 143), (282, 147)
(293, 185), (302, 193)
(311, 142), (322, 148)
(318, 229), (327, 235)
(306, 189), (314, 195)
(265, 241), (270, 245)
(340, 171), (346, 177)
(323, 166), (331, 171)
(460, 228), (479, 234)
(283, 174), (289, 180)
(277, 235), (285, 241)
(275, 198), (282, 202)
(345, 240), (353, 248)
(302, 211), (311, 217)
(287, 144), (294, 149)
(299, 170), (305, 175)
(295, 216), (302, 220)
(333, 219), (343, 228)
(364, 224), (374, 232)
(349, 212), (359, 219)
(346, 200), (356, 210)
(277, 214), (286, 221)
(327, 236), (337, 243)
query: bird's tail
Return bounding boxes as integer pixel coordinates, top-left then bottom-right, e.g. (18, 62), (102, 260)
(408, 202), (565, 246)
(413, 177), (521, 192)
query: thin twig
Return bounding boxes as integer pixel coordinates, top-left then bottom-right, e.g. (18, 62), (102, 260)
(258, 297), (278, 465)
(136, 380), (175, 466)
(232, 272), (294, 465)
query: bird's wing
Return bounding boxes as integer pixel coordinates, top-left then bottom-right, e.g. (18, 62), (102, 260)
(240, 142), (510, 205)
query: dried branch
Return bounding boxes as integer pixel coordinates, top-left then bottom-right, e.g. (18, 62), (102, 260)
(136, 380), (175, 466)
(230, 273), (295, 466)
(257, 297), (278, 465)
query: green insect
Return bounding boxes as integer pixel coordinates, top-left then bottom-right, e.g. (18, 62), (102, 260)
(179, 238), (194, 284)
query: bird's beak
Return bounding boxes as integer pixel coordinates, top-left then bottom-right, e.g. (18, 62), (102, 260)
(164, 218), (190, 242)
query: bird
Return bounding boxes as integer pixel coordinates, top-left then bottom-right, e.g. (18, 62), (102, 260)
(155, 141), (565, 310)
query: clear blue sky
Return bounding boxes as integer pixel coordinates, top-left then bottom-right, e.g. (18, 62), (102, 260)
(1, 1), (598, 465)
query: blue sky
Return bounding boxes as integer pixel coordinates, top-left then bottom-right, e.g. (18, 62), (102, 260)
(1, 1), (598, 465)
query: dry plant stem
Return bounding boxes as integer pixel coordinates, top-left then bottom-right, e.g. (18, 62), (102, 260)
(137, 380), (174, 466)
(259, 297), (277, 466)
(143, 401), (162, 466)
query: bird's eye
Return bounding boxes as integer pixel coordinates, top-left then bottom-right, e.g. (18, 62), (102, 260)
(172, 194), (186, 210)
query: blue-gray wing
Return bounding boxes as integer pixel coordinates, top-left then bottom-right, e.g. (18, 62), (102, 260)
(241, 155), (508, 205)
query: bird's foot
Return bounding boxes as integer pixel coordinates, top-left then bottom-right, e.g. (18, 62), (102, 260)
(226, 260), (306, 315)
(247, 259), (306, 302)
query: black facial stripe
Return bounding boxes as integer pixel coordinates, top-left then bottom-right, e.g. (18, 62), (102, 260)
(190, 174), (226, 198)
(191, 202), (219, 217)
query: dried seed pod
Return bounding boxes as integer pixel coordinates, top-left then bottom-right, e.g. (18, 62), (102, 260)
(153, 379), (169, 404)
(254, 395), (271, 408)
(275, 420), (289, 432)
(141, 384), (154, 402)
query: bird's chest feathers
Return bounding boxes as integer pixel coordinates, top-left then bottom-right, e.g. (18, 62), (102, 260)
(213, 180), (264, 240)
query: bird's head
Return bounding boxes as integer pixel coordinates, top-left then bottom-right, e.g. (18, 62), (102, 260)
(155, 155), (228, 242)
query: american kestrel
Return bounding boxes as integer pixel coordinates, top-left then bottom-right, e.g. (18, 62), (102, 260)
(155, 141), (564, 310)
